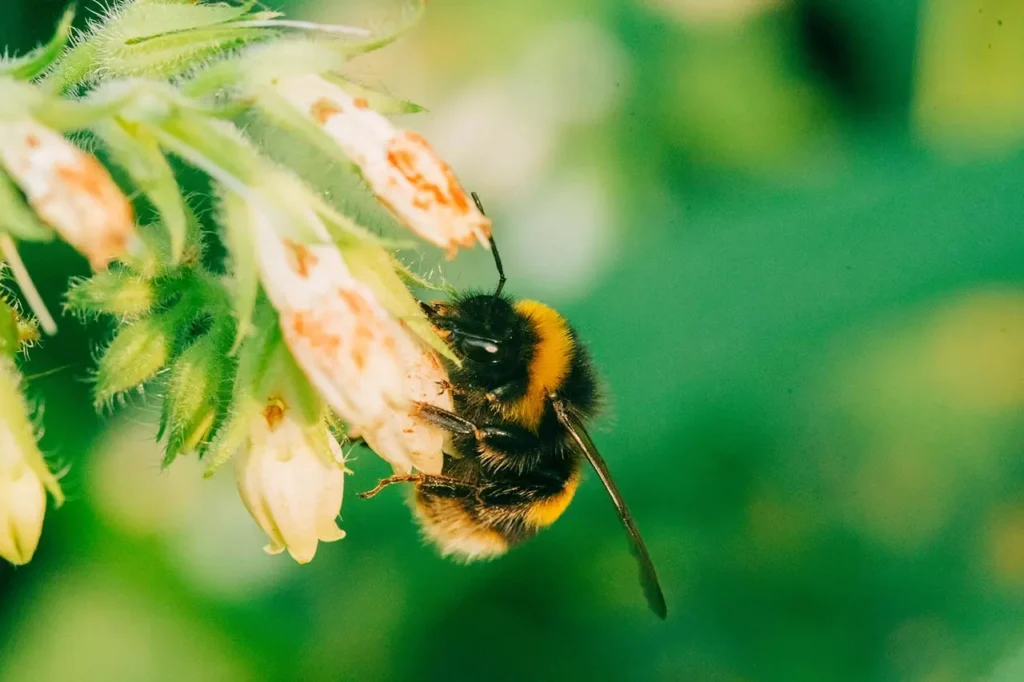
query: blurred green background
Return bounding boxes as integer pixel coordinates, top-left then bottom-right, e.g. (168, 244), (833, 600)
(4, 0), (1024, 680)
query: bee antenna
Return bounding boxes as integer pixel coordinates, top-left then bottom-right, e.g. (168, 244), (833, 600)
(472, 191), (506, 299)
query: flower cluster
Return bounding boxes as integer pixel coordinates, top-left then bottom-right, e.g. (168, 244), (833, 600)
(0, 0), (490, 565)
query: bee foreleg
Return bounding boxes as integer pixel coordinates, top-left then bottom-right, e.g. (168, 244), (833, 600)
(412, 402), (478, 435)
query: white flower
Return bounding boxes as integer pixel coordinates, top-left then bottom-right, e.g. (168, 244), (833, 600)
(272, 74), (492, 257)
(361, 342), (452, 476)
(0, 360), (63, 566)
(0, 118), (135, 268)
(235, 396), (347, 564)
(250, 206), (415, 435)
(0, 442), (46, 567)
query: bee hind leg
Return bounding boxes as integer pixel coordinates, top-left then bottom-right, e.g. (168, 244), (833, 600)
(358, 473), (473, 500)
(358, 474), (423, 499)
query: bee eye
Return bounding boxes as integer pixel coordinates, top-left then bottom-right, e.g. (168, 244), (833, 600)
(458, 335), (504, 363)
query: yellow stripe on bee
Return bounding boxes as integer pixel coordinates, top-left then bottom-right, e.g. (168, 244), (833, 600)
(526, 468), (580, 528)
(508, 300), (574, 430)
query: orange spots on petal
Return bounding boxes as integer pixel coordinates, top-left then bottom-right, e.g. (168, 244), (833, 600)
(311, 98), (342, 125)
(291, 311), (341, 355)
(386, 131), (472, 216)
(353, 97), (369, 109)
(55, 156), (109, 204)
(25, 135), (39, 149)
(283, 239), (319, 278)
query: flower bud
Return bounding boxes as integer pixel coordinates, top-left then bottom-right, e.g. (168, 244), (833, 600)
(0, 359), (63, 566)
(64, 270), (156, 320)
(235, 395), (346, 563)
(158, 329), (231, 465)
(272, 74), (491, 257)
(0, 118), (136, 268)
(94, 313), (175, 406)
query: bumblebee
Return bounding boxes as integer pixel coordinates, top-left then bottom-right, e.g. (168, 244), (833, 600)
(360, 194), (666, 619)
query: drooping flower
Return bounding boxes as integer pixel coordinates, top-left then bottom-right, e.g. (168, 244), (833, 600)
(0, 118), (135, 268)
(250, 206), (413, 434)
(0, 359), (63, 566)
(360, 340), (452, 476)
(234, 394), (347, 564)
(272, 74), (491, 257)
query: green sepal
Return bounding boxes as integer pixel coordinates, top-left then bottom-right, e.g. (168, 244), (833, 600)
(0, 299), (21, 359)
(92, 279), (210, 407)
(0, 358), (63, 505)
(220, 190), (258, 353)
(393, 256), (457, 296)
(0, 171), (53, 243)
(201, 396), (257, 477)
(344, 245), (460, 365)
(337, 0), (426, 59)
(93, 118), (189, 264)
(0, 5), (76, 82)
(201, 301), (277, 476)
(65, 269), (156, 320)
(323, 75), (426, 115)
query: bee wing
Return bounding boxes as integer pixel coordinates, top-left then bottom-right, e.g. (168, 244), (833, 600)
(551, 396), (668, 619)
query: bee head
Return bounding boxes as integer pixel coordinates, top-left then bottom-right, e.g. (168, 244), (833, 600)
(421, 294), (534, 387)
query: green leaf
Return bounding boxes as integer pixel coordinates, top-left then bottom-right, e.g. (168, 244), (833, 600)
(0, 5), (76, 81)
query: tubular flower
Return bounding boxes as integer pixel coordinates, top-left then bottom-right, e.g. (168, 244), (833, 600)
(252, 210), (415, 435)
(361, 341), (452, 476)
(0, 360), (63, 566)
(235, 395), (347, 564)
(272, 74), (491, 257)
(0, 118), (135, 268)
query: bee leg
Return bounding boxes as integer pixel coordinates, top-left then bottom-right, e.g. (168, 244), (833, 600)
(484, 377), (529, 406)
(474, 425), (543, 469)
(412, 402), (478, 435)
(358, 474), (422, 499)
(358, 473), (471, 499)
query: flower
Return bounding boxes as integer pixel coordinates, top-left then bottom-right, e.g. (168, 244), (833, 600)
(272, 74), (491, 257)
(360, 341), (452, 476)
(0, 118), (135, 268)
(250, 207), (414, 435)
(0, 359), (63, 566)
(235, 395), (347, 564)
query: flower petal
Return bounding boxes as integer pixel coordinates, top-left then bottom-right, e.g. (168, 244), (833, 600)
(0, 119), (135, 268)
(235, 397), (347, 564)
(252, 210), (414, 432)
(274, 74), (491, 257)
(362, 342), (451, 476)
